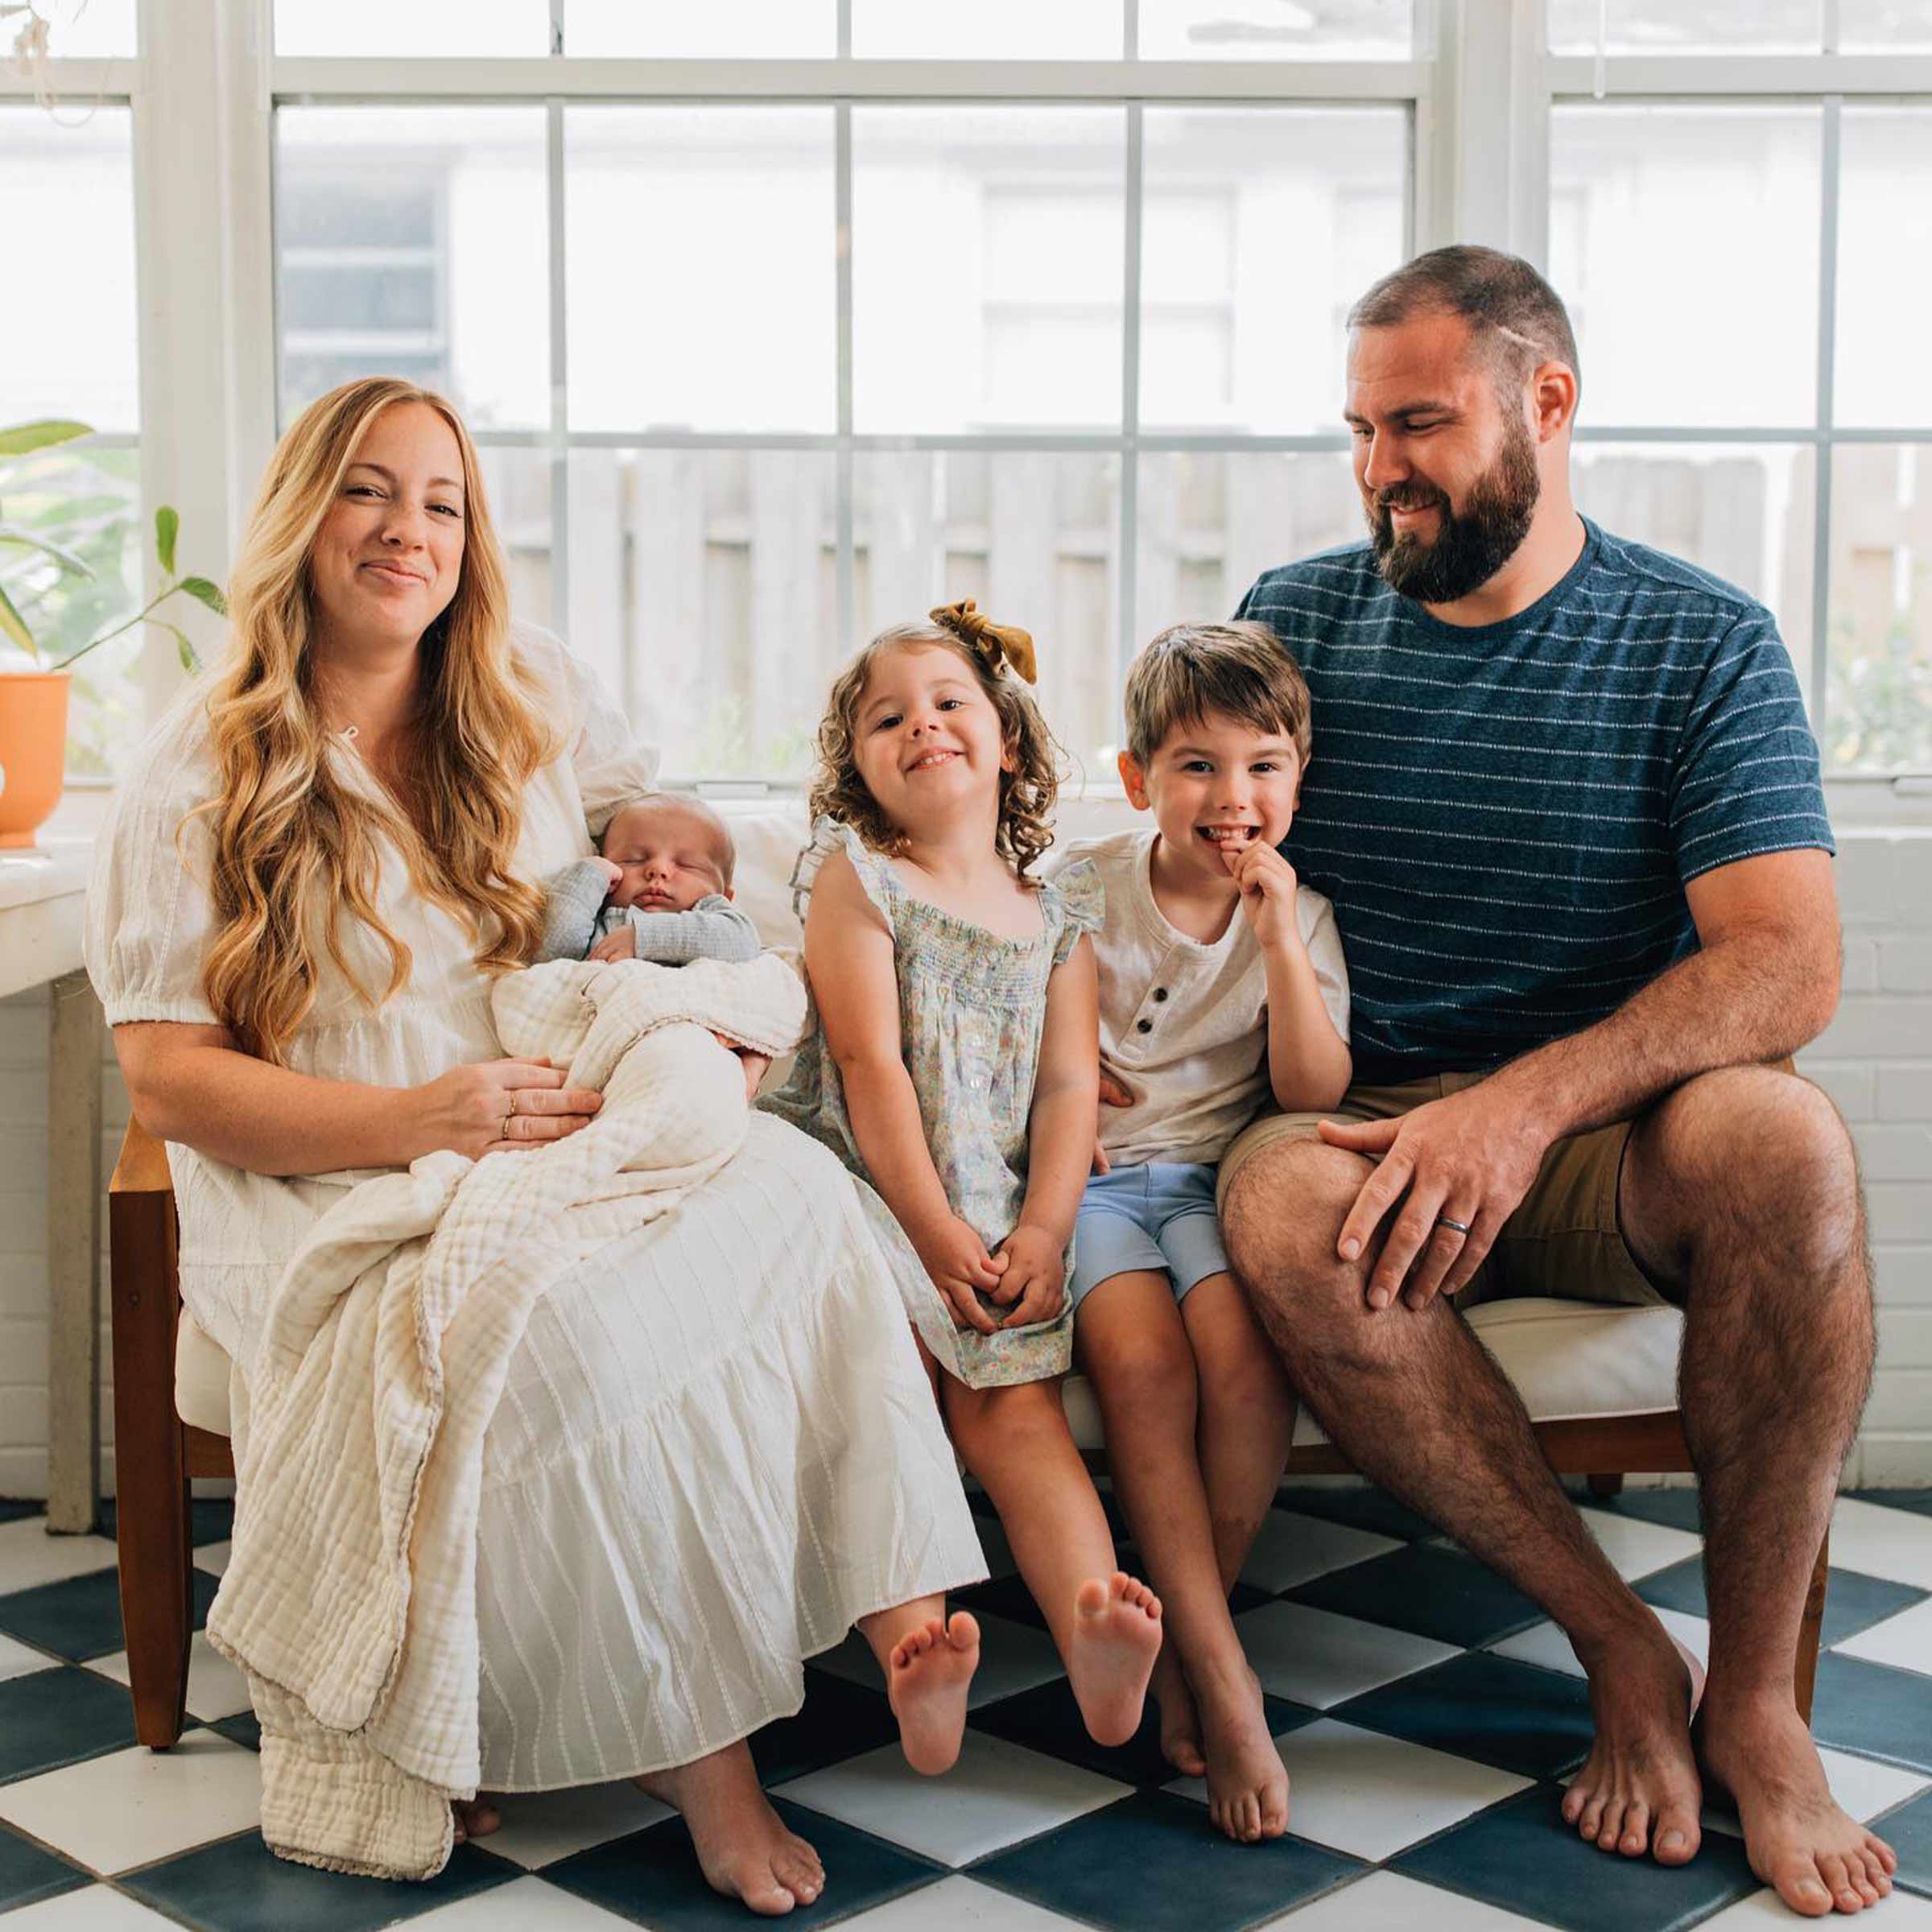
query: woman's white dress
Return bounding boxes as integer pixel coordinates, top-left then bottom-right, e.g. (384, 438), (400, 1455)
(84, 624), (985, 1792)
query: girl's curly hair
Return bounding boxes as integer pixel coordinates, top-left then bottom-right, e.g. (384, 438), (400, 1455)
(807, 615), (1064, 879)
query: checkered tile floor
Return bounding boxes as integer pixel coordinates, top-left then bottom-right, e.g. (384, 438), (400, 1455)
(2, 1486), (1930, 1931)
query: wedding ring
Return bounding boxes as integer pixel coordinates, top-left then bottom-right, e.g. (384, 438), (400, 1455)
(502, 1096), (518, 1140)
(1437, 1216), (1473, 1235)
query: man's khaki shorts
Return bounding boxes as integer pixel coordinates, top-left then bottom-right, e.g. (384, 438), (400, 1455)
(1216, 1072), (1670, 1309)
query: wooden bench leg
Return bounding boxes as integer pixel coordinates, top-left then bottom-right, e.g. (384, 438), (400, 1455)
(108, 1187), (192, 1749)
(1795, 1526), (1831, 1725)
(1587, 1474), (1624, 1499)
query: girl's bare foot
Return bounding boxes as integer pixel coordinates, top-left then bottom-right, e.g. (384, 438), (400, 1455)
(451, 1794), (501, 1843)
(1196, 1666), (1290, 1844)
(1067, 1573), (1162, 1747)
(638, 1743), (825, 1917)
(888, 1610), (980, 1773)
(1150, 1642), (1207, 1777)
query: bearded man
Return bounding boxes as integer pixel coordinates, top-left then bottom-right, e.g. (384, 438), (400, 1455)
(1223, 246), (1893, 1920)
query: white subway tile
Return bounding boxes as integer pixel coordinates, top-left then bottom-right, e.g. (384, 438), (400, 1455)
(1842, 939), (1882, 994)
(1854, 1125), (1932, 1183)
(1878, 1307), (1932, 1368)
(1880, 941), (1932, 993)
(1869, 1187), (1932, 1243)
(1879, 1064), (1932, 1122)
(1876, 1247), (1932, 1307)
(1802, 1060), (1877, 1119)
(1813, 1000), (1932, 1059)
(1864, 1370), (1932, 1433)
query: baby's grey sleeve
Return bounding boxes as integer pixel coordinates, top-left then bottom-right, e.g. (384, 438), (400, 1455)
(535, 859), (611, 963)
(621, 896), (762, 965)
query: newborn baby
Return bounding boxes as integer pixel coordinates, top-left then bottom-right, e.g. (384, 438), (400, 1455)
(536, 794), (760, 966)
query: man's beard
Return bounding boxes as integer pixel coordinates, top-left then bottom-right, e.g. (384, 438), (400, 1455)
(1367, 415), (1541, 604)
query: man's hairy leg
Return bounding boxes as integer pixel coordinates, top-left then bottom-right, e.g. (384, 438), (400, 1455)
(1223, 1137), (1702, 1864)
(1624, 1067), (1894, 1919)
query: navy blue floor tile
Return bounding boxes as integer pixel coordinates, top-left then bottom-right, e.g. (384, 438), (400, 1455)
(1856, 1490), (1932, 1521)
(975, 1790), (1363, 1932)
(1393, 1784), (1758, 1932)
(96, 1495), (235, 1550)
(1809, 1653), (1932, 1772)
(0, 1501), (46, 1525)
(1274, 1484), (1438, 1542)
(749, 1670), (900, 1787)
(1637, 1558), (1926, 1647)
(1338, 1652), (1596, 1781)
(0, 1819), (89, 1912)
(1288, 1542), (1544, 1649)
(543, 1798), (942, 1930)
(122, 1831), (515, 1930)
(0, 1664), (138, 1783)
(0, 1562), (219, 1662)
(1877, 1788), (1932, 1898)
(968, 1674), (1320, 1789)
(212, 1710), (262, 1752)
(1578, 1488), (1703, 1534)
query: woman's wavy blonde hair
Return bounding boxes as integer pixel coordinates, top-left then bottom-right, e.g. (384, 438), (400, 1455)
(191, 377), (557, 1064)
(807, 612), (1063, 880)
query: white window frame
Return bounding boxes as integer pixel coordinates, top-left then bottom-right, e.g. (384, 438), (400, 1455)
(10, 0), (1929, 819)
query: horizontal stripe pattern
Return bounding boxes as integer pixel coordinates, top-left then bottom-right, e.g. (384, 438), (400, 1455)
(1236, 520), (1833, 1084)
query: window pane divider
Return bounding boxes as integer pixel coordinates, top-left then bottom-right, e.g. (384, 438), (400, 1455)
(1546, 53), (1932, 94)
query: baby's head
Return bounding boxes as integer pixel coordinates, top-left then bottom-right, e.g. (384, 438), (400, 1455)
(1119, 622), (1314, 878)
(599, 794), (737, 913)
(807, 601), (1063, 877)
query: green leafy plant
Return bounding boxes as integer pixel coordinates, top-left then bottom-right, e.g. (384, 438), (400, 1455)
(0, 419), (226, 674)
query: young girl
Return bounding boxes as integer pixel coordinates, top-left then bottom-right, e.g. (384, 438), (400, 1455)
(765, 601), (1165, 1754)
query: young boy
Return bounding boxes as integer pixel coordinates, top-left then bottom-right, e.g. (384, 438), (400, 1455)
(537, 793), (760, 966)
(1045, 621), (1350, 1845)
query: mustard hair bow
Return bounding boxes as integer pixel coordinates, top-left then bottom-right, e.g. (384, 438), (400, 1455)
(930, 598), (1038, 686)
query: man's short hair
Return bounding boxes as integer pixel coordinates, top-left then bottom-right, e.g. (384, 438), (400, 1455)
(1124, 621), (1314, 770)
(1348, 244), (1581, 402)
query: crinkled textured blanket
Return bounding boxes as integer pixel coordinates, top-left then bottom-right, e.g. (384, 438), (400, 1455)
(204, 953), (808, 1880)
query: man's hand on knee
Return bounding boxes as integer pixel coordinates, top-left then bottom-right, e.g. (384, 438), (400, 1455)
(1320, 1086), (1550, 1311)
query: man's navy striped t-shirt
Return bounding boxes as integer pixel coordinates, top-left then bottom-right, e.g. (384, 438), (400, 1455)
(1234, 518), (1835, 1087)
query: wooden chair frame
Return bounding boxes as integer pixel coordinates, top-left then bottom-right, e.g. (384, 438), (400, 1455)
(107, 1118), (1831, 1751)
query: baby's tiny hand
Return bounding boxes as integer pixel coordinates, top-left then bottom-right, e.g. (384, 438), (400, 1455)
(993, 1224), (1067, 1329)
(595, 857), (625, 887)
(590, 926), (638, 963)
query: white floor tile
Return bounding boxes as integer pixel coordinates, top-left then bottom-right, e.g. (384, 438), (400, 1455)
(809, 1611), (1064, 1712)
(775, 1730), (1126, 1868)
(1163, 1719), (1529, 1862)
(0, 1518), (118, 1592)
(87, 1631), (252, 1721)
(1831, 1498), (1932, 1592)
(1580, 1510), (1703, 1582)
(0, 1886), (183, 1930)
(1489, 1606), (1711, 1679)
(192, 1539), (230, 1578)
(1237, 1511), (1402, 1595)
(1232, 1600), (1459, 1710)
(0, 1732), (260, 1873)
(1703, 1747), (1929, 1835)
(1265, 1868), (1554, 1931)
(404, 1874), (646, 1928)
(0, 1629), (56, 1682)
(839, 1875), (1088, 1929)
(476, 1779), (672, 1870)
(1834, 1594), (1932, 1675)
(1700, 1885), (1932, 1928)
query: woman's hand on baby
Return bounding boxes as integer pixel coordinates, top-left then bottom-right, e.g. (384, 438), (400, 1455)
(1224, 840), (1300, 952)
(589, 927), (637, 963)
(415, 1058), (603, 1159)
(915, 1216), (1007, 1334)
(993, 1224), (1066, 1328)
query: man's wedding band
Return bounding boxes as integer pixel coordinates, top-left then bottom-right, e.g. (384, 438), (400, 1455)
(1438, 1216), (1472, 1235)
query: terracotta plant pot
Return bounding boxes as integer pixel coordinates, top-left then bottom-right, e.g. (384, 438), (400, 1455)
(0, 667), (71, 848)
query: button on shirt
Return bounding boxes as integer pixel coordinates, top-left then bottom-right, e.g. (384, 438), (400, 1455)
(1044, 828), (1351, 1170)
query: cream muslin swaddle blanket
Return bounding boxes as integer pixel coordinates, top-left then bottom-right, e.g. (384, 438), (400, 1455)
(204, 952), (807, 1879)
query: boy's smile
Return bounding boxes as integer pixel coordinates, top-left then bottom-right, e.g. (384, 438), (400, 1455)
(1119, 711), (1302, 893)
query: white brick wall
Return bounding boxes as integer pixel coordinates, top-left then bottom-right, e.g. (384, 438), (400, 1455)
(2, 828), (1926, 1500)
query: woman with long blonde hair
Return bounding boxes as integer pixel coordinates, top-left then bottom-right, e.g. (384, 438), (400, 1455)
(85, 378), (984, 1910)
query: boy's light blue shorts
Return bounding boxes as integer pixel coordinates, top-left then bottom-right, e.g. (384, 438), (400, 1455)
(1070, 1162), (1231, 1309)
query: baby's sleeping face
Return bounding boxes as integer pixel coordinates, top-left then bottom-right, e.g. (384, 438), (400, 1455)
(600, 798), (735, 914)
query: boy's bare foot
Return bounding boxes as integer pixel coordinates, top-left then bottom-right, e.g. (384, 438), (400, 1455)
(1150, 1643), (1207, 1777)
(1699, 1694), (1897, 1917)
(1067, 1573), (1162, 1747)
(1562, 1619), (1703, 1864)
(888, 1610), (980, 1774)
(638, 1743), (825, 1916)
(451, 1794), (501, 1843)
(1197, 1666), (1290, 1844)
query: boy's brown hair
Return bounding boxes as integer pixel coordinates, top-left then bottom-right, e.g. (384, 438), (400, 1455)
(1124, 621), (1314, 769)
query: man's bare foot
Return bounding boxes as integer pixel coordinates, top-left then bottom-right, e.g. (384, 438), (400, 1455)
(1699, 1694), (1897, 1917)
(887, 1610), (980, 1774)
(451, 1794), (501, 1843)
(1067, 1573), (1162, 1747)
(1562, 1621), (1703, 1864)
(1150, 1643), (1207, 1777)
(1196, 1665), (1290, 1845)
(638, 1742), (825, 1916)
